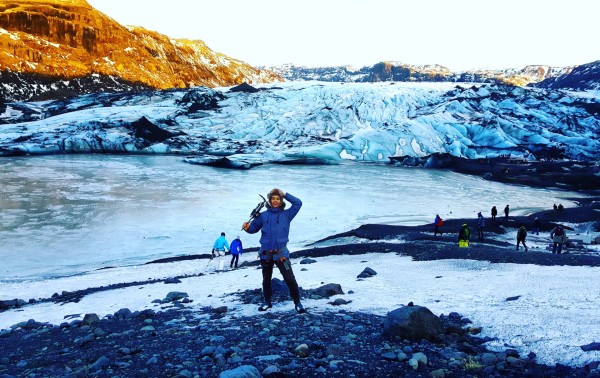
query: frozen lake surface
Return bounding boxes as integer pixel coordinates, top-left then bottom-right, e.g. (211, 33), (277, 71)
(0, 155), (580, 282)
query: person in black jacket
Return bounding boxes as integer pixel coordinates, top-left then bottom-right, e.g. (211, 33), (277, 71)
(516, 225), (528, 251)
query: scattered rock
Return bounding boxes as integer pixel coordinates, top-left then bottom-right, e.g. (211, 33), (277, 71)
(357, 267), (377, 278)
(294, 343), (310, 358)
(82, 313), (100, 325)
(164, 292), (189, 302)
(311, 283), (344, 298)
(329, 298), (352, 306)
(164, 277), (182, 284)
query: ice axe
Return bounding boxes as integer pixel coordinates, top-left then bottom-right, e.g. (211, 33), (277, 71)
(243, 194), (267, 229)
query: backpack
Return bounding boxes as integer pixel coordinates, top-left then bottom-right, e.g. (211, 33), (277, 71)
(518, 227), (527, 239)
(437, 218), (443, 226)
(554, 227), (564, 236)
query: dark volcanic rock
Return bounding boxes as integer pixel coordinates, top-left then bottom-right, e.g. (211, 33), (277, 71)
(1, 305), (591, 377)
(127, 116), (182, 145)
(383, 305), (443, 340)
(229, 83), (259, 93)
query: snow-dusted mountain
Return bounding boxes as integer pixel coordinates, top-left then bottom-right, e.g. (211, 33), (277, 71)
(535, 60), (600, 91)
(0, 82), (598, 164)
(0, 0), (281, 102)
(265, 62), (574, 87)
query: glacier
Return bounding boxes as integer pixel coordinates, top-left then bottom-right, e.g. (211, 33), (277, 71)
(0, 81), (598, 164)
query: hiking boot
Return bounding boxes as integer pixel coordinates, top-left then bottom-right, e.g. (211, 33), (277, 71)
(295, 303), (306, 314)
(258, 303), (272, 312)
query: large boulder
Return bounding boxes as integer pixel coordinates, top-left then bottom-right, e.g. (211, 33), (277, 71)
(312, 283), (344, 298)
(382, 304), (443, 341)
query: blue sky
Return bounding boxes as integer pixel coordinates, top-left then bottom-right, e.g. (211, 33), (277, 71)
(87, 0), (599, 70)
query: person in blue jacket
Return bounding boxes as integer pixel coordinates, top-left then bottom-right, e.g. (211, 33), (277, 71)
(242, 188), (306, 313)
(212, 232), (229, 257)
(229, 236), (243, 268)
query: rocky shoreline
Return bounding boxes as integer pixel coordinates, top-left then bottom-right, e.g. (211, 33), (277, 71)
(1, 302), (596, 378)
(390, 154), (600, 194)
(1, 196), (599, 377)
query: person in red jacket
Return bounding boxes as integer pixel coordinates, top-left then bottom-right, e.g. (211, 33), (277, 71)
(434, 214), (443, 236)
(242, 188), (306, 313)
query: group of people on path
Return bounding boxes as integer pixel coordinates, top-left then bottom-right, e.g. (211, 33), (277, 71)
(210, 188), (306, 314)
(434, 204), (569, 253)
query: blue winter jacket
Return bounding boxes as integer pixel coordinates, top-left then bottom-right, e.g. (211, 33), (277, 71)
(230, 239), (243, 255)
(246, 192), (302, 260)
(213, 235), (230, 251)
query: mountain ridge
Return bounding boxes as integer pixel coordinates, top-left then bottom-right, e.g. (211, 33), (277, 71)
(263, 61), (576, 87)
(0, 0), (282, 101)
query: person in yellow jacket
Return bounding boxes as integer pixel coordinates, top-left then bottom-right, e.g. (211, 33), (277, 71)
(458, 223), (470, 248)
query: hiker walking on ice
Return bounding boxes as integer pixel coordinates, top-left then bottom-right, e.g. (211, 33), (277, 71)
(242, 188), (306, 314)
(532, 217), (541, 235)
(504, 205), (510, 222)
(491, 206), (498, 222)
(550, 225), (567, 254)
(516, 225), (528, 251)
(229, 236), (243, 268)
(212, 232), (229, 257)
(477, 212), (485, 241)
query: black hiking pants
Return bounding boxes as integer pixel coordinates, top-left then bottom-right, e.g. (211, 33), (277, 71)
(230, 254), (239, 268)
(261, 258), (300, 306)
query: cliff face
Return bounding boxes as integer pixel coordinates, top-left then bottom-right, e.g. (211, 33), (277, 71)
(0, 0), (281, 93)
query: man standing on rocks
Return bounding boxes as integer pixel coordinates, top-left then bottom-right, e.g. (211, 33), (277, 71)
(242, 188), (306, 314)
(504, 204), (510, 222)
